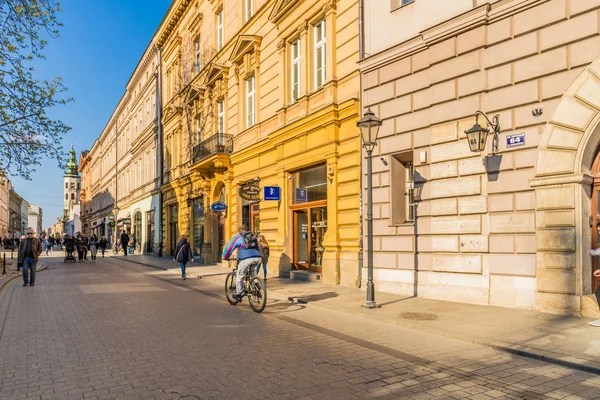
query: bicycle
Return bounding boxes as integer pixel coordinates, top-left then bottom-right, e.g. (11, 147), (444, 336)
(224, 258), (267, 313)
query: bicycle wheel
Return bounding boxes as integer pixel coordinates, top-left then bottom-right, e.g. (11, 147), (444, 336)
(225, 272), (239, 305)
(248, 276), (267, 313)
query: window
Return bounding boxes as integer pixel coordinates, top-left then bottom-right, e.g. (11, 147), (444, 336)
(291, 39), (301, 102)
(314, 19), (326, 89)
(146, 99), (150, 122)
(71, 193), (75, 200)
(65, 194), (68, 200)
(246, 76), (255, 128)
(195, 115), (202, 143)
(65, 183), (68, 189)
(392, 0), (415, 9)
(292, 164), (327, 204)
(390, 152), (415, 224)
(217, 10), (224, 51)
(194, 36), (201, 73)
(217, 100), (225, 133)
(245, 0), (254, 22)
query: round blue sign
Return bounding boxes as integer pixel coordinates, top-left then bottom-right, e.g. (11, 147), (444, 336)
(210, 201), (227, 212)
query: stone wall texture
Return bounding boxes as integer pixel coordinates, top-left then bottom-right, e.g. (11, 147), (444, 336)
(361, 0), (600, 315)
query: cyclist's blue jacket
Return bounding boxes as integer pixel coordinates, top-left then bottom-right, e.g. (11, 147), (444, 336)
(222, 233), (262, 261)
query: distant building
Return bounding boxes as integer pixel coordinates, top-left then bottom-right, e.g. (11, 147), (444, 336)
(63, 146), (81, 236)
(28, 205), (43, 236)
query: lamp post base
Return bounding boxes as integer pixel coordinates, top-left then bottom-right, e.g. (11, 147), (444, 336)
(363, 301), (379, 309)
(363, 281), (379, 309)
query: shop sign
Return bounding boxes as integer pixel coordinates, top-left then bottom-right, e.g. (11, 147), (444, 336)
(296, 188), (307, 203)
(121, 218), (131, 225)
(263, 186), (280, 201)
(507, 133), (525, 148)
(239, 182), (261, 201)
(210, 201), (227, 212)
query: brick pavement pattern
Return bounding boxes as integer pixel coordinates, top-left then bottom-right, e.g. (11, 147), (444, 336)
(0, 257), (599, 400)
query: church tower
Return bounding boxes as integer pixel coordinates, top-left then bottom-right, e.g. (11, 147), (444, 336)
(64, 145), (81, 213)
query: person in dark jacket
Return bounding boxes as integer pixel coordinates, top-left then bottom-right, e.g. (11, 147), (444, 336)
(19, 228), (42, 286)
(173, 236), (194, 280)
(120, 231), (130, 256)
(256, 235), (269, 284)
(75, 234), (87, 261)
(98, 236), (108, 258)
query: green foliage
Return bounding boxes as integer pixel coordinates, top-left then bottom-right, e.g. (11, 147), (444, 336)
(0, 0), (72, 180)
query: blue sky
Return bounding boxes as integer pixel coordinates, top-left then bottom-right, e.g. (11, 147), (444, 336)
(10, 0), (171, 229)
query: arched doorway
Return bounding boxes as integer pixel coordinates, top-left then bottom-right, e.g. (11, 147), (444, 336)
(532, 58), (600, 315)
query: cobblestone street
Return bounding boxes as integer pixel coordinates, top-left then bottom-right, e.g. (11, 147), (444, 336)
(1, 257), (599, 400)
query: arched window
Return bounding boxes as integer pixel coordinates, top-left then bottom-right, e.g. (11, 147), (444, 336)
(71, 193), (75, 200)
(65, 194), (68, 200)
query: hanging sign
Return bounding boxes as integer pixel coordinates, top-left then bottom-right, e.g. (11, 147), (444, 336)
(264, 186), (280, 201)
(239, 182), (261, 201)
(210, 201), (227, 212)
(507, 133), (525, 148)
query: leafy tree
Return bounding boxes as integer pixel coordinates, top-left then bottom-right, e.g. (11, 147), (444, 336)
(0, 0), (72, 180)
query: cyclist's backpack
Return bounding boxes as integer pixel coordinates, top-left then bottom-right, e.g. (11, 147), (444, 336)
(242, 232), (259, 250)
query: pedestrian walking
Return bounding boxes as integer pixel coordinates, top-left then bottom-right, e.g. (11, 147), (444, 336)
(99, 236), (108, 258)
(83, 235), (89, 260)
(89, 234), (99, 261)
(256, 235), (269, 284)
(76, 234), (87, 261)
(19, 228), (42, 287)
(173, 236), (194, 280)
(43, 238), (50, 255)
(120, 231), (129, 257)
(129, 235), (136, 254)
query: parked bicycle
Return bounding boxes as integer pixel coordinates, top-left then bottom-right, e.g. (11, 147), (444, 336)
(224, 258), (267, 313)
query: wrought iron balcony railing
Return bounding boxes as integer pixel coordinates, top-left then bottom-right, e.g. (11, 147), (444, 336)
(192, 132), (233, 164)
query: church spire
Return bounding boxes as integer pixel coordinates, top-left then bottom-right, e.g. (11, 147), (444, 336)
(64, 145), (79, 177)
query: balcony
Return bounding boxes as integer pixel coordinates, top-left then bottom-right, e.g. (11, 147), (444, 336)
(190, 132), (233, 178)
(193, 132), (233, 164)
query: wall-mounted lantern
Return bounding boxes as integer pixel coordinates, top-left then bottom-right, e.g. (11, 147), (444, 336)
(465, 111), (500, 153)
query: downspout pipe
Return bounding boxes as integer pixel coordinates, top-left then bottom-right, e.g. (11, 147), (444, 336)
(157, 47), (164, 257)
(356, 0), (365, 288)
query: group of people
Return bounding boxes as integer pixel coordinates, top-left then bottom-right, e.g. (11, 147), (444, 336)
(63, 233), (108, 261)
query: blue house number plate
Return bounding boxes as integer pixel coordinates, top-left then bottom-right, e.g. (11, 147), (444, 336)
(507, 133), (525, 148)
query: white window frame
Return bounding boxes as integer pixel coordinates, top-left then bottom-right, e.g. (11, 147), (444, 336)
(217, 10), (224, 51)
(291, 39), (301, 102)
(314, 19), (326, 89)
(246, 76), (255, 128)
(245, 0), (254, 22)
(217, 100), (225, 133)
(194, 36), (201, 73)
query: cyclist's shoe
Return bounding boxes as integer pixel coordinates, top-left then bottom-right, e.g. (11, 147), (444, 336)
(232, 293), (243, 302)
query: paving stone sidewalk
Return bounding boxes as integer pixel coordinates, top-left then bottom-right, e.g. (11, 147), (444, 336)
(112, 254), (600, 375)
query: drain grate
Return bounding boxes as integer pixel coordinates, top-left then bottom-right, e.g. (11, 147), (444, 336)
(399, 312), (439, 321)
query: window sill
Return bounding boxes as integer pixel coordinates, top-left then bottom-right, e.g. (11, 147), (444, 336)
(391, 0), (415, 13)
(389, 222), (415, 227)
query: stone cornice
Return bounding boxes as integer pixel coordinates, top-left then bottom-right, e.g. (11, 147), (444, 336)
(530, 173), (594, 188)
(156, 0), (192, 49)
(359, 0), (547, 74)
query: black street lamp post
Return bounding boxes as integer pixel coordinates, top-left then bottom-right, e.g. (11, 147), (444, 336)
(357, 108), (383, 309)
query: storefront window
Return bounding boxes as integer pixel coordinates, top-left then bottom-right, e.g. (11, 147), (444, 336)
(293, 164), (327, 204)
(146, 210), (155, 253)
(192, 198), (204, 257)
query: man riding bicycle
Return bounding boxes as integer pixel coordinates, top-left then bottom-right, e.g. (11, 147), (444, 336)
(222, 224), (263, 302)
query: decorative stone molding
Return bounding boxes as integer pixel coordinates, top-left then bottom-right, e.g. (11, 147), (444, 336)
(297, 20), (308, 35)
(323, 0), (337, 13)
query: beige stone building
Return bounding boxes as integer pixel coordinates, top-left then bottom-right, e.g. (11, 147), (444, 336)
(360, 0), (600, 315)
(0, 177), (10, 239)
(155, 0), (362, 284)
(86, 42), (161, 252)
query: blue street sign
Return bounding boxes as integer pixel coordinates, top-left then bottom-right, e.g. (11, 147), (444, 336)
(296, 188), (307, 203)
(507, 133), (525, 148)
(210, 201), (227, 212)
(264, 186), (280, 201)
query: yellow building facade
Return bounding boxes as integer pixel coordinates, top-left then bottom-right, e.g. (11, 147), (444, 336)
(156, 0), (361, 285)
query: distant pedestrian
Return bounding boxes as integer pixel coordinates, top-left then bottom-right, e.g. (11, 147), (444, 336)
(99, 236), (108, 258)
(129, 235), (136, 254)
(19, 228), (41, 287)
(120, 231), (130, 257)
(76, 234), (87, 261)
(173, 236), (193, 280)
(89, 234), (98, 261)
(83, 235), (89, 260)
(43, 238), (50, 255)
(256, 235), (269, 284)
